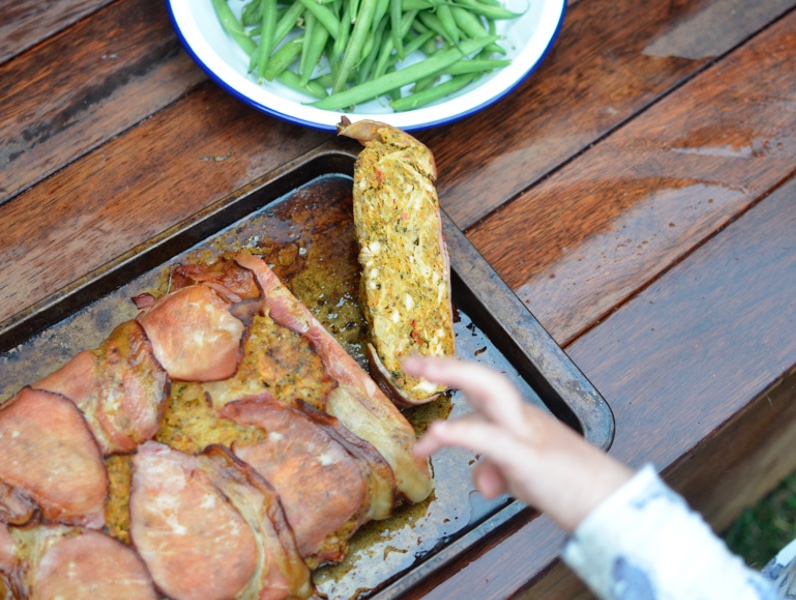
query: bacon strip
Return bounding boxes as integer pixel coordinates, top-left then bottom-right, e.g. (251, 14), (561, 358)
(0, 483), (35, 526)
(234, 252), (434, 505)
(130, 441), (314, 600)
(0, 523), (156, 599)
(0, 388), (107, 528)
(137, 285), (245, 382)
(224, 398), (395, 566)
(34, 320), (168, 455)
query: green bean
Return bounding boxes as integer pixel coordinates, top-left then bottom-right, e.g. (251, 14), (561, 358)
(444, 57), (510, 74)
(371, 9), (416, 78)
(300, 13), (318, 82)
(263, 36), (304, 81)
(332, 2), (352, 59)
(314, 72), (335, 87)
(382, 29), (435, 73)
(256, 0), (278, 80)
(350, 0), (360, 22)
(435, 4), (460, 44)
(297, 0), (341, 38)
(212, 0), (257, 56)
(249, 1), (304, 73)
(312, 34), (497, 109)
(450, 5), (486, 37)
(250, 5), (291, 35)
(420, 34), (438, 56)
(413, 73), (440, 93)
(400, 8), (419, 36)
(277, 69), (329, 98)
(242, 0), (262, 27)
(403, 28), (436, 56)
(274, 2), (306, 45)
(372, 0), (390, 32)
(358, 17), (387, 83)
(306, 22), (330, 83)
(412, 18), (430, 33)
(450, 0), (522, 20)
(387, 67), (403, 101)
(450, 6), (506, 55)
(333, 0), (378, 92)
(372, 37), (395, 81)
(360, 29), (375, 64)
(391, 73), (477, 110)
(389, 0), (404, 58)
(402, 0), (434, 9)
(418, 11), (455, 45)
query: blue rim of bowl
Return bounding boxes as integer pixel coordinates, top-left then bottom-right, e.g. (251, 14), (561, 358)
(165, 0), (566, 132)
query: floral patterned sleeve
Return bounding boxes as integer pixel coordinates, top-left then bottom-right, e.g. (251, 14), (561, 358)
(561, 464), (787, 600)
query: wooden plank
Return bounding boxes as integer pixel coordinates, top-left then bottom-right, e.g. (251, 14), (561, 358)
(0, 0), (112, 64)
(519, 366), (796, 598)
(0, 85), (328, 323)
(414, 0), (795, 228)
(468, 10), (796, 343)
(411, 172), (796, 600)
(0, 0), (206, 204)
(568, 175), (796, 489)
(666, 366), (796, 537)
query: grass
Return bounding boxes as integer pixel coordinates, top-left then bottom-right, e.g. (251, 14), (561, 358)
(722, 468), (796, 569)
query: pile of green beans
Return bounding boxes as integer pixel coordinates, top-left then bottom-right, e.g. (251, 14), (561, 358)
(211, 0), (522, 111)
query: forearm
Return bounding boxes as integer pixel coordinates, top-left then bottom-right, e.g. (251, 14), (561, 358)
(561, 465), (779, 600)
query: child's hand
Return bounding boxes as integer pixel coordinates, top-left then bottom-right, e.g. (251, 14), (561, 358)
(405, 356), (633, 532)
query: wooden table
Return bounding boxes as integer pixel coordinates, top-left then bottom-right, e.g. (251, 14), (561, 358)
(2, 0), (795, 597)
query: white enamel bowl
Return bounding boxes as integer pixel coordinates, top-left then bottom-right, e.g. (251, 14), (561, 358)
(166, 0), (566, 131)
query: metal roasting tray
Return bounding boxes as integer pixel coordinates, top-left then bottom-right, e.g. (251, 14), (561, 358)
(0, 138), (614, 599)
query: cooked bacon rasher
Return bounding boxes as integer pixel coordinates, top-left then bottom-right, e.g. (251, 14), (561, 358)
(130, 442), (314, 600)
(34, 320), (168, 455)
(0, 249), (434, 599)
(0, 388), (108, 529)
(0, 522), (157, 599)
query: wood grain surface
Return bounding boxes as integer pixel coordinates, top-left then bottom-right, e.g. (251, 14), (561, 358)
(0, 0), (206, 203)
(0, 87), (327, 323)
(0, 0), (112, 64)
(411, 171), (796, 600)
(468, 9), (796, 343)
(415, 0), (795, 228)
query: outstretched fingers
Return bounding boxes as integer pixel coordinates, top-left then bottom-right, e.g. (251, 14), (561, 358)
(415, 417), (539, 477)
(404, 356), (531, 434)
(472, 460), (509, 499)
